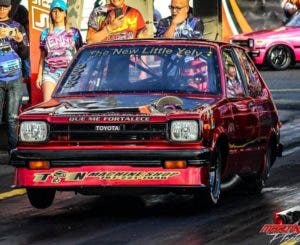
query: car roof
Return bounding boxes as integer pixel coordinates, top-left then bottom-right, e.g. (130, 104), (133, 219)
(84, 38), (230, 49)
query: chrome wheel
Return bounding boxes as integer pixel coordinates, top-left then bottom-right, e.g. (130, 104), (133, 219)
(267, 45), (291, 70)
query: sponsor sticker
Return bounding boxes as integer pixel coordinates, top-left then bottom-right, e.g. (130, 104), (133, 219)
(34, 170), (180, 183)
(68, 115), (150, 122)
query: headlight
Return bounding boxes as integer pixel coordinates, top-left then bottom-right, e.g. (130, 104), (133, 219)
(170, 120), (199, 142)
(19, 121), (48, 142)
(248, 39), (254, 48)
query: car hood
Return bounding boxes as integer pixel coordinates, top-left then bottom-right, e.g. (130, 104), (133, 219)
(22, 94), (219, 116)
(232, 26), (293, 39)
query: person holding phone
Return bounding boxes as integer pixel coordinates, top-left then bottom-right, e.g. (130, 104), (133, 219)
(87, 0), (148, 43)
(156, 0), (204, 38)
(0, 0), (29, 152)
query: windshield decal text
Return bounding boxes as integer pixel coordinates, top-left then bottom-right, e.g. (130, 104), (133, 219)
(88, 47), (204, 57)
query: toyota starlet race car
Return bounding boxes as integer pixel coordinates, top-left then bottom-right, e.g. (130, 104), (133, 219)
(230, 11), (300, 70)
(10, 39), (282, 209)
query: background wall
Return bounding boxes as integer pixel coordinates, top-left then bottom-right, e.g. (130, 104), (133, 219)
(236, 0), (285, 30)
(221, 0), (285, 40)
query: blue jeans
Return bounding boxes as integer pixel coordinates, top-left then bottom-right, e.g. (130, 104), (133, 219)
(22, 58), (30, 78)
(0, 77), (23, 150)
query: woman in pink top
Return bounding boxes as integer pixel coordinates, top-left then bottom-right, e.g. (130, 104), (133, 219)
(36, 0), (82, 102)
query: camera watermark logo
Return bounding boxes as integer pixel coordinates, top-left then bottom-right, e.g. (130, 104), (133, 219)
(260, 206), (300, 244)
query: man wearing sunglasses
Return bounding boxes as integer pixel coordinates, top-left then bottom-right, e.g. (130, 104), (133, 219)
(155, 0), (204, 38)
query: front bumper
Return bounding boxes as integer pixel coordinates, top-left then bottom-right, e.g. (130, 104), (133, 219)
(14, 165), (209, 188)
(10, 149), (211, 167)
(11, 148), (211, 188)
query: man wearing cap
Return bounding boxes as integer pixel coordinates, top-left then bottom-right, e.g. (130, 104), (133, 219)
(155, 0), (204, 38)
(0, 0), (29, 151)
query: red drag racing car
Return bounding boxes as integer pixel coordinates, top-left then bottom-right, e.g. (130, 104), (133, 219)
(10, 39), (282, 209)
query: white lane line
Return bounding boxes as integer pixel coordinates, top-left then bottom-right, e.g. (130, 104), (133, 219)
(270, 89), (300, 92)
(283, 146), (300, 157)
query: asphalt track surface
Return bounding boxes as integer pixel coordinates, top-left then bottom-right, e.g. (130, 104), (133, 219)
(0, 109), (299, 244)
(0, 68), (299, 245)
(0, 148), (299, 245)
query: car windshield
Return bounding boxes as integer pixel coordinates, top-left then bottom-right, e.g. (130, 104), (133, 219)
(286, 12), (300, 27)
(55, 45), (221, 96)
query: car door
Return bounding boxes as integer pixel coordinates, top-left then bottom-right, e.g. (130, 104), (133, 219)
(222, 47), (260, 174)
(233, 47), (275, 173)
(234, 47), (277, 150)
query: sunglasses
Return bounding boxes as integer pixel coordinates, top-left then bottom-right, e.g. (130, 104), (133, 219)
(168, 5), (187, 11)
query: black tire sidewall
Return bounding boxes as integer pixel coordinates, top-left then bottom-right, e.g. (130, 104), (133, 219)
(195, 147), (222, 207)
(267, 45), (291, 70)
(27, 188), (56, 209)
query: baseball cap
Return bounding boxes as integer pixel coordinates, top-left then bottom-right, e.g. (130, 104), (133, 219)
(50, 0), (68, 12)
(0, 0), (11, 6)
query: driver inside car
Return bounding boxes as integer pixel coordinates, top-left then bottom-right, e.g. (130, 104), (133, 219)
(181, 58), (209, 92)
(225, 63), (244, 98)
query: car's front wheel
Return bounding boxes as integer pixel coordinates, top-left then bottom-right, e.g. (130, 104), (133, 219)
(266, 45), (292, 70)
(27, 188), (56, 209)
(195, 146), (222, 206)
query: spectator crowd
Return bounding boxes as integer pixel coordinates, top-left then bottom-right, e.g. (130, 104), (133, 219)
(0, 0), (204, 151)
(1, 0), (280, 154)
(0, 0), (204, 152)
(2, 0), (293, 153)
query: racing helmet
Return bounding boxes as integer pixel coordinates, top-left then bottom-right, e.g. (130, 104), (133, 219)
(181, 59), (207, 79)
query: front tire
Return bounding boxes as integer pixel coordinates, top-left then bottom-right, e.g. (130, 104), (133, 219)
(266, 45), (291, 70)
(195, 146), (222, 206)
(27, 188), (56, 209)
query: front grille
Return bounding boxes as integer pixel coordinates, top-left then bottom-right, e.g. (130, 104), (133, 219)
(49, 123), (167, 142)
